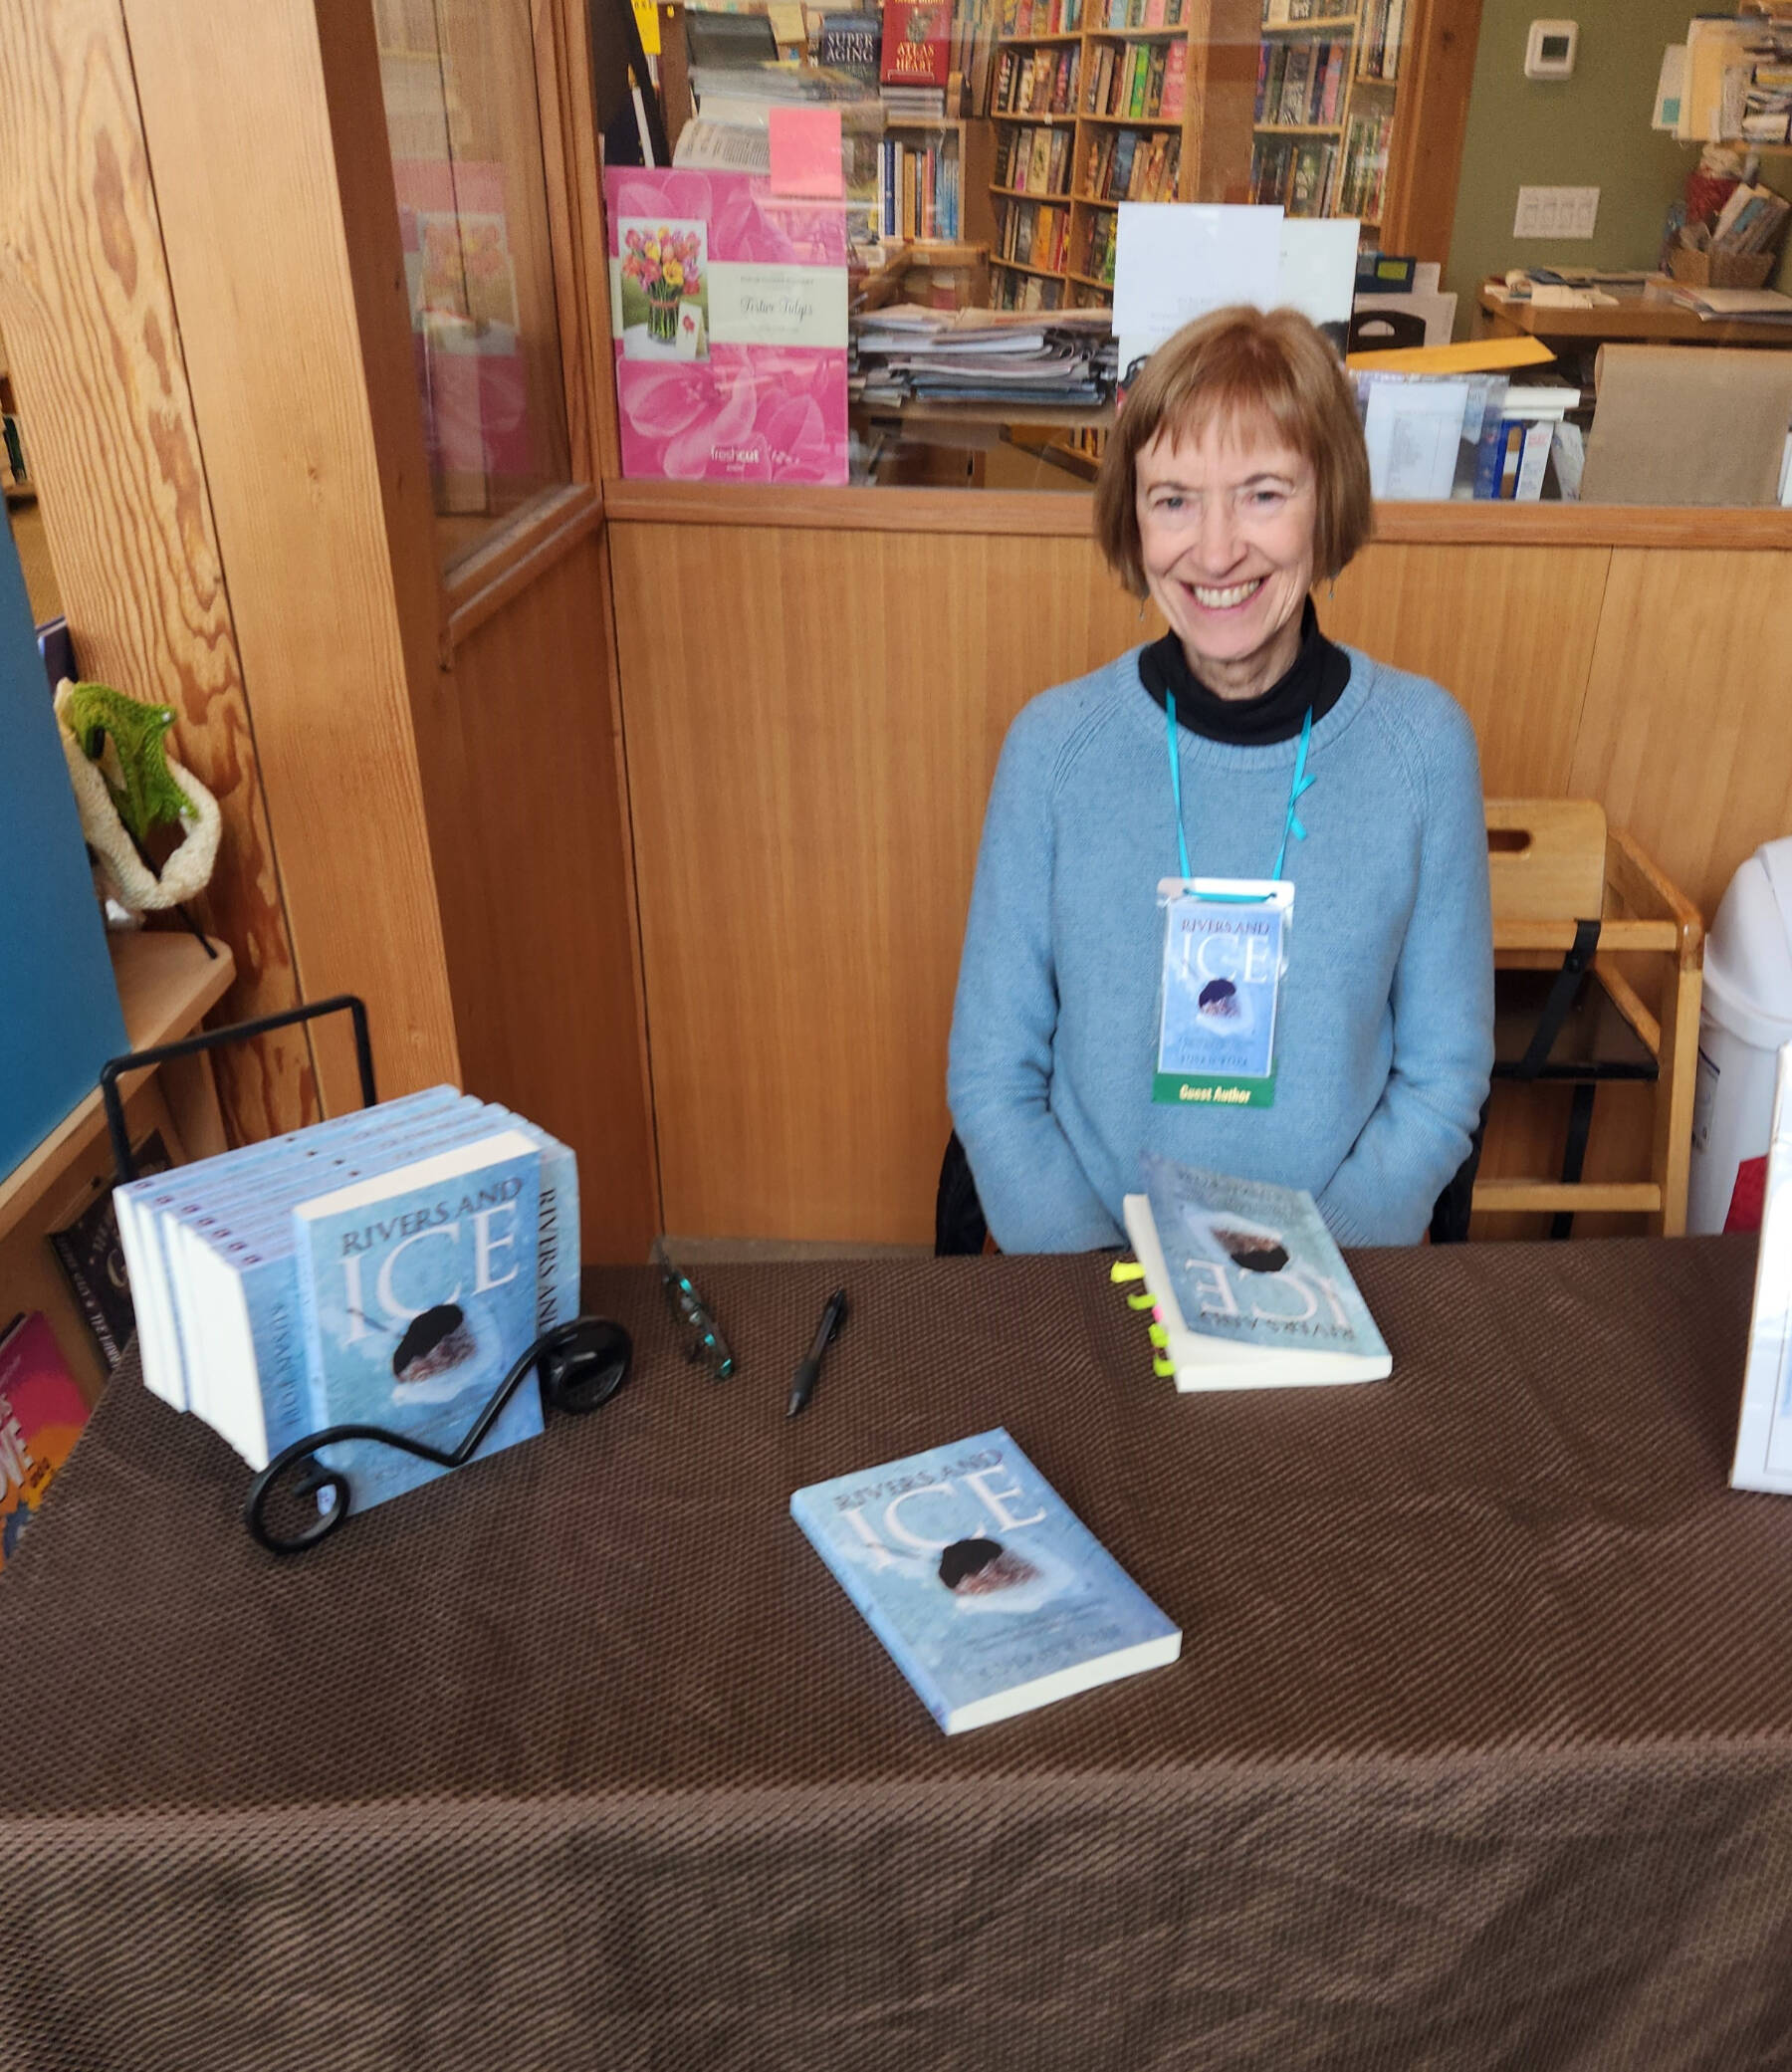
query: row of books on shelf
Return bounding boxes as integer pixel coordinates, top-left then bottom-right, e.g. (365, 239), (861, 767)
(993, 269), (1065, 308)
(1254, 38), (1347, 126)
(881, 134), (963, 238)
(1250, 134), (1337, 217)
(1084, 126), (1182, 203)
(1078, 209), (1118, 285)
(994, 43), (1080, 114)
(999, 196), (1073, 272)
(1087, 38), (1187, 120)
(1358, 0), (1408, 82)
(1337, 108), (1391, 220)
(1260, 0), (1354, 22)
(1004, 0), (1193, 31)
(999, 0), (1083, 32)
(996, 122), (1075, 195)
(1090, 0), (1190, 27)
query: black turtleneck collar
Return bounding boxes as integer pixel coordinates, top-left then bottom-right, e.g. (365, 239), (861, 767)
(1137, 598), (1350, 747)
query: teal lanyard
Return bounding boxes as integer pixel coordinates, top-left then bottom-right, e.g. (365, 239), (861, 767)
(1165, 692), (1316, 887)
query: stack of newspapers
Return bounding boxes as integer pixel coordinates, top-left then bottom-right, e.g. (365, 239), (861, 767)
(115, 1088), (578, 1511)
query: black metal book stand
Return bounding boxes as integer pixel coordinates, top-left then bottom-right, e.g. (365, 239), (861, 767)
(101, 993), (630, 1555)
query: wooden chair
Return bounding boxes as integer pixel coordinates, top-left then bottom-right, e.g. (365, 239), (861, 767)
(1478, 800), (1703, 1237)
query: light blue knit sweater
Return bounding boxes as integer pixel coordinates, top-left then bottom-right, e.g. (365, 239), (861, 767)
(948, 646), (1494, 1251)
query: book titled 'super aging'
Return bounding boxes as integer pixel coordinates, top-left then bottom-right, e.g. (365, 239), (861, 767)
(791, 1428), (1180, 1733)
(1124, 1151), (1392, 1389)
(292, 1131), (545, 1512)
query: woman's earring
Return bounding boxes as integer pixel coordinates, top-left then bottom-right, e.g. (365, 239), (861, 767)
(1327, 577), (1337, 601)
(1138, 597), (1147, 621)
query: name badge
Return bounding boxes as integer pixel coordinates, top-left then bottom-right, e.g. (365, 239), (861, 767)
(1153, 877), (1293, 1109)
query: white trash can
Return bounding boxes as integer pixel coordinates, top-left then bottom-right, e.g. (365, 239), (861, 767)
(1688, 835), (1792, 1232)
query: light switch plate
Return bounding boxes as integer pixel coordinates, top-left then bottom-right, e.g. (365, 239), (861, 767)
(1513, 185), (1600, 239)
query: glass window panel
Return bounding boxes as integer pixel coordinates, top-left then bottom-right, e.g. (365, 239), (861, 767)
(373, 0), (573, 568)
(599, 2), (1792, 507)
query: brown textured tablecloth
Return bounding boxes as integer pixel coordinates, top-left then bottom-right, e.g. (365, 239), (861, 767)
(2, 1237), (1789, 2070)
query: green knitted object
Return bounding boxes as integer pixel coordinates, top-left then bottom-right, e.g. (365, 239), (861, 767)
(62, 682), (192, 845)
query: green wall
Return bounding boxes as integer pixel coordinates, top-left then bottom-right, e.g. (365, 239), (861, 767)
(1444, 0), (1695, 334)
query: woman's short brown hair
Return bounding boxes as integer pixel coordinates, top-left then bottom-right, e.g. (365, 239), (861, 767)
(1094, 305), (1373, 596)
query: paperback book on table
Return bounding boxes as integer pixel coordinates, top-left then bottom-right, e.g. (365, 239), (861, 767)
(791, 1427), (1180, 1733)
(112, 1091), (579, 1512)
(1123, 1152), (1392, 1388)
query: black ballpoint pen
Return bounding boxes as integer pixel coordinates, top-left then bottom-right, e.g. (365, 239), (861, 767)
(787, 1287), (848, 1418)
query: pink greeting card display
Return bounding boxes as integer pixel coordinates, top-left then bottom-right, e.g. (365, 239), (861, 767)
(605, 168), (849, 485)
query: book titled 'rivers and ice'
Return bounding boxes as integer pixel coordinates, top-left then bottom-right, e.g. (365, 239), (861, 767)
(1124, 1151), (1391, 1388)
(792, 1429), (1181, 1733)
(114, 1090), (578, 1511)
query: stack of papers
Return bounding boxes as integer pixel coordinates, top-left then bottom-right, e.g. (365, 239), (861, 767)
(1660, 283), (1792, 322)
(851, 306), (1116, 408)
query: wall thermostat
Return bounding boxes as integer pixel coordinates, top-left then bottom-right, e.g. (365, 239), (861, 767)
(1525, 20), (1578, 79)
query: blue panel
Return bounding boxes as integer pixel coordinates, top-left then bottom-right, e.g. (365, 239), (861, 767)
(0, 520), (128, 1178)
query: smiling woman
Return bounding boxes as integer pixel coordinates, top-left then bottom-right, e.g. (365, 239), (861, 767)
(947, 306), (1494, 1255)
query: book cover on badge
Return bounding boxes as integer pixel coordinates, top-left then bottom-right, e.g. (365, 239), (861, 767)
(1124, 1153), (1392, 1389)
(1156, 880), (1290, 1103)
(791, 1428), (1180, 1733)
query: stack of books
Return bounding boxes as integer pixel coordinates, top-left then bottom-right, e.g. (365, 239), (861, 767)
(115, 1088), (580, 1512)
(1740, 3), (1792, 144)
(880, 0), (951, 119)
(852, 306), (1115, 406)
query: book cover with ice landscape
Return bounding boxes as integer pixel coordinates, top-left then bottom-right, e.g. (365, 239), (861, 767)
(791, 1427), (1179, 1733)
(293, 1130), (544, 1511)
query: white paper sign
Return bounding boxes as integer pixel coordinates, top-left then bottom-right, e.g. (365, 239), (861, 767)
(1276, 217), (1360, 339)
(708, 261), (848, 349)
(1114, 204), (1284, 375)
(1361, 377), (1471, 500)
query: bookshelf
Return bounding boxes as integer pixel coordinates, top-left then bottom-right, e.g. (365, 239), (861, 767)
(1251, 0), (1408, 224)
(975, 0), (1405, 311)
(983, 0), (1239, 313)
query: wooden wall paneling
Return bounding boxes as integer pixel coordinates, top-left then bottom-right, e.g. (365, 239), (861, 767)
(121, 0), (462, 1108)
(1326, 542), (1610, 794)
(0, 0), (316, 1141)
(612, 523), (1143, 1241)
(1570, 549), (1792, 922)
(1377, 0), (1483, 268)
(444, 528), (658, 1259)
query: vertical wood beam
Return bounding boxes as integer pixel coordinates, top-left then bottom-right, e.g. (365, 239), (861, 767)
(118, 0), (462, 1107)
(552, 0), (625, 482)
(1380, 0), (1483, 268)
(0, 0), (318, 1141)
(1189, 0), (1261, 205)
